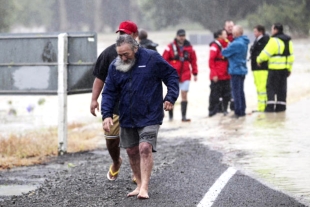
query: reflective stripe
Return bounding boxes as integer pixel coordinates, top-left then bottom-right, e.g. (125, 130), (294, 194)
(258, 92), (267, 95)
(104, 135), (119, 139)
(274, 38), (281, 55)
(276, 101), (286, 105)
(263, 50), (271, 57)
(271, 56), (286, 59)
(267, 101), (276, 104)
(269, 61), (288, 65)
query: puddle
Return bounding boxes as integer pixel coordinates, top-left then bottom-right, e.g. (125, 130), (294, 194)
(0, 185), (38, 196)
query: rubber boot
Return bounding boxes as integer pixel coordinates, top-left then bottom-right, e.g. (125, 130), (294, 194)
(181, 101), (191, 122)
(229, 100), (234, 111)
(169, 109), (173, 121)
(223, 99), (229, 116)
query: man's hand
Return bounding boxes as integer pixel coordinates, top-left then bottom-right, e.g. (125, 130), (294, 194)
(102, 117), (113, 133)
(163, 101), (174, 111)
(193, 75), (198, 82)
(90, 99), (99, 116)
(212, 76), (218, 82)
(257, 63), (261, 67)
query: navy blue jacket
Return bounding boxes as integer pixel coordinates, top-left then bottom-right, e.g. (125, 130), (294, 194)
(101, 47), (179, 128)
(222, 35), (250, 75)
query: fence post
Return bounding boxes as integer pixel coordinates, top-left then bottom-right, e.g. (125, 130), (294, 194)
(57, 33), (68, 155)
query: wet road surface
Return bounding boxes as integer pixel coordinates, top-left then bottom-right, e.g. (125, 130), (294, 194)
(0, 138), (307, 207)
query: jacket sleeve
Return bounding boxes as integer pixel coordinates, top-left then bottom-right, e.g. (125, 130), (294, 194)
(222, 42), (238, 58)
(208, 43), (219, 79)
(190, 48), (198, 76)
(101, 64), (118, 120)
(257, 38), (276, 64)
(162, 45), (172, 62)
(287, 41), (294, 72)
(154, 53), (179, 104)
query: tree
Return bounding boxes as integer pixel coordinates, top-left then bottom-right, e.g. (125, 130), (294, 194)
(139, 0), (309, 36)
(58, 0), (68, 31)
(247, 0), (310, 36)
(11, 0), (54, 28)
(140, 0), (261, 31)
(0, 0), (16, 32)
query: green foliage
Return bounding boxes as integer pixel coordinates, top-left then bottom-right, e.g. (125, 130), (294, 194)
(0, 0), (309, 36)
(140, 0), (309, 36)
(247, 0), (310, 36)
(11, 0), (55, 27)
(140, 0), (261, 31)
(38, 98), (46, 106)
(0, 0), (15, 32)
(141, 0), (185, 29)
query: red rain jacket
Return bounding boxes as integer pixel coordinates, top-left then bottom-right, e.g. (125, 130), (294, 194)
(209, 39), (230, 81)
(162, 39), (198, 82)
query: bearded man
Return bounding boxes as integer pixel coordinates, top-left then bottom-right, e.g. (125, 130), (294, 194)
(90, 21), (139, 182)
(101, 34), (179, 199)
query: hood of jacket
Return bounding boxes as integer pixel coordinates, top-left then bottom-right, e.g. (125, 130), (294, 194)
(235, 35), (250, 45)
(140, 39), (158, 48)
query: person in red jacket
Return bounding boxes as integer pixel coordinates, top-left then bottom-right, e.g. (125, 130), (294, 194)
(208, 29), (231, 117)
(162, 29), (198, 122)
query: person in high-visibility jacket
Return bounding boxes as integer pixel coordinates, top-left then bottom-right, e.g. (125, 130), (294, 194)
(250, 25), (269, 112)
(257, 23), (294, 112)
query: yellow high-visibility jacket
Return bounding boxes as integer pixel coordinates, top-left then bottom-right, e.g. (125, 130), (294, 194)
(257, 34), (294, 72)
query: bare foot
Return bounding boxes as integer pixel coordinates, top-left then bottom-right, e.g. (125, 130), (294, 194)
(137, 189), (149, 199)
(127, 187), (140, 197)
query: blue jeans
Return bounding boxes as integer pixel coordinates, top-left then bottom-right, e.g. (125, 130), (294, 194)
(231, 75), (246, 116)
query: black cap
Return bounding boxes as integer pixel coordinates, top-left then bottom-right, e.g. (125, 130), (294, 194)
(177, 29), (186, 36)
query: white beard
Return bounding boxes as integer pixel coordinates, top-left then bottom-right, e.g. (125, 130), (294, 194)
(114, 57), (135, 72)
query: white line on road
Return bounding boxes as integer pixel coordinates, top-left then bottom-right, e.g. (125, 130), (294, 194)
(197, 167), (237, 207)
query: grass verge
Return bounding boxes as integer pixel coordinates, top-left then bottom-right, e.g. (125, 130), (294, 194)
(0, 122), (100, 170)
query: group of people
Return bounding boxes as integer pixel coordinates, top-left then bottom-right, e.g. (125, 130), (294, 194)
(89, 20), (294, 199)
(208, 21), (294, 118)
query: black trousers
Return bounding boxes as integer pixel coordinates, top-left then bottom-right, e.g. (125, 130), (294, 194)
(265, 69), (288, 112)
(208, 80), (231, 116)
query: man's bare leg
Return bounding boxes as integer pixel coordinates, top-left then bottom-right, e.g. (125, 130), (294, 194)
(137, 142), (153, 199)
(126, 146), (141, 196)
(106, 138), (122, 178)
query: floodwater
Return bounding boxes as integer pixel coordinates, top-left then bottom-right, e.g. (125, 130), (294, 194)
(0, 185), (38, 196)
(0, 31), (310, 204)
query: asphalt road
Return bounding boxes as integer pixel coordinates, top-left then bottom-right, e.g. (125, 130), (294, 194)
(0, 135), (307, 207)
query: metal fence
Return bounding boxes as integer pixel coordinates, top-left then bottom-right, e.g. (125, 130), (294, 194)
(0, 32), (97, 95)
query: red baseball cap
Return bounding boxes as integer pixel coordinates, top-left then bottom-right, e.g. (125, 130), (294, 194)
(116, 21), (138, 34)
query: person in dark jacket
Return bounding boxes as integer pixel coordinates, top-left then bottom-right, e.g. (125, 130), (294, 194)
(90, 20), (139, 181)
(101, 35), (179, 199)
(208, 29), (231, 117)
(138, 29), (158, 51)
(222, 25), (250, 118)
(250, 25), (269, 112)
